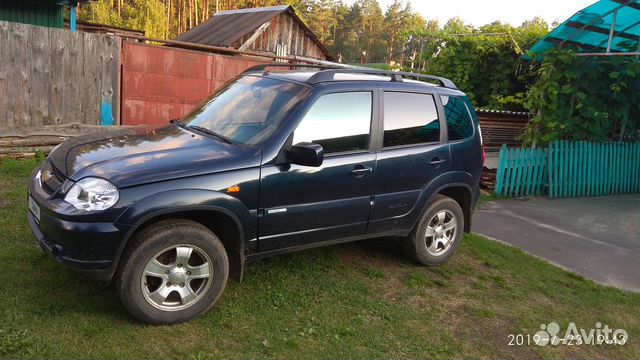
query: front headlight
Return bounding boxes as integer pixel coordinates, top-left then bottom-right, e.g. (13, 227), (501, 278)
(34, 170), (42, 187)
(64, 177), (119, 211)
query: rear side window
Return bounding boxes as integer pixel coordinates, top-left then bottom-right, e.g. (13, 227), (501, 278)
(293, 92), (372, 154)
(383, 92), (440, 147)
(442, 96), (474, 141)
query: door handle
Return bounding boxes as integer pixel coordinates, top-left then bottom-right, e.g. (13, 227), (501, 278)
(351, 167), (373, 175)
(429, 158), (447, 167)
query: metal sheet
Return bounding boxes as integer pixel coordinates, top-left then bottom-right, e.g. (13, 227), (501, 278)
(121, 41), (266, 126)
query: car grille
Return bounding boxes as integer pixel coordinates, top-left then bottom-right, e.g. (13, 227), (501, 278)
(41, 162), (66, 194)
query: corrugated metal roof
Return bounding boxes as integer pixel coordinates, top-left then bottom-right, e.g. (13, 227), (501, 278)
(175, 5), (332, 59)
(526, 0), (640, 58)
(477, 109), (531, 117)
(214, 5), (290, 15)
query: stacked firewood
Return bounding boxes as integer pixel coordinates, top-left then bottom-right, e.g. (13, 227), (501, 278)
(480, 167), (496, 190)
(0, 123), (139, 159)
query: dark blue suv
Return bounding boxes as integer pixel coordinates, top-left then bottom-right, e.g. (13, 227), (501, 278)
(27, 65), (484, 324)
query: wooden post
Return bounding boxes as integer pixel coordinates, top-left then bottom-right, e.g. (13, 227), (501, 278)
(70, 1), (78, 32)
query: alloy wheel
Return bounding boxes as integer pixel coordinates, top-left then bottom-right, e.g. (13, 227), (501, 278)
(424, 210), (457, 256)
(141, 245), (213, 311)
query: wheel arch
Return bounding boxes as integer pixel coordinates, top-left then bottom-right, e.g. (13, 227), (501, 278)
(434, 184), (473, 232)
(113, 205), (247, 283)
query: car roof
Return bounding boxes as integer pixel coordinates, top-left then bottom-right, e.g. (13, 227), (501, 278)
(256, 70), (436, 87)
(241, 65), (460, 92)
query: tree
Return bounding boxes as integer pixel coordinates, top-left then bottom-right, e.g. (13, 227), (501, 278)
(77, 0), (549, 111)
(443, 16), (471, 34)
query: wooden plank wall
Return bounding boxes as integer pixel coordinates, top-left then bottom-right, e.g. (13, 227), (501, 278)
(233, 13), (326, 59)
(477, 111), (529, 150)
(0, 21), (120, 130)
(121, 41), (267, 126)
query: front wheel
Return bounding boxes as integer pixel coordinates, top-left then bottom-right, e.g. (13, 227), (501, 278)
(117, 219), (229, 324)
(404, 195), (464, 266)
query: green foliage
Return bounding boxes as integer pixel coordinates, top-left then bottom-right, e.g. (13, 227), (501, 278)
(417, 18), (548, 111)
(77, 1), (548, 111)
(80, 0), (167, 38)
(523, 50), (640, 145)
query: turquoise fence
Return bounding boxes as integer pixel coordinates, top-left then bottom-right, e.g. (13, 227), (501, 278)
(494, 144), (548, 197)
(495, 141), (640, 199)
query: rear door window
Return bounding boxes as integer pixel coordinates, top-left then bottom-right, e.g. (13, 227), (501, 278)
(383, 92), (440, 147)
(442, 96), (474, 141)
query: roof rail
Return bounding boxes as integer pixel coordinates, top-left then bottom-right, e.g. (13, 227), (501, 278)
(306, 69), (458, 89)
(243, 63), (458, 89)
(243, 63), (344, 73)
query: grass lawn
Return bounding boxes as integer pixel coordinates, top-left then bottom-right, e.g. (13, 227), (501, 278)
(1, 158), (638, 359)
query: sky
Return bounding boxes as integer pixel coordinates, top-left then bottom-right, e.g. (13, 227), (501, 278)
(344, 0), (597, 27)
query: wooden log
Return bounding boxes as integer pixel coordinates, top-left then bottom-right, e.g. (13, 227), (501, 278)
(0, 137), (66, 147)
(0, 146), (56, 154)
(0, 152), (44, 160)
(0, 122), (142, 138)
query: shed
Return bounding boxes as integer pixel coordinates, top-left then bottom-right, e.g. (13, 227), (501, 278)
(176, 5), (334, 61)
(477, 109), (530, 150)
(0, 0), (91, 31)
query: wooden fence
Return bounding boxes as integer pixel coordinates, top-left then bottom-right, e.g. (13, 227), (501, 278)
(495, 141), (640, 199)
(0, 21), (120, 129)
(548, 141), (640, 199)
(494, 144), (548, 197)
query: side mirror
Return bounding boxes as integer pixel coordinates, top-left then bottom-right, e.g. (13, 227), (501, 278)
(286, 143), (324, 167)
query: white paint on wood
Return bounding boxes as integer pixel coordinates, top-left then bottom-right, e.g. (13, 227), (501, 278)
(238, 22), (271, 51)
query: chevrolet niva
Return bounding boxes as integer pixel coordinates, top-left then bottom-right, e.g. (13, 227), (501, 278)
(28, 65), (484, 324)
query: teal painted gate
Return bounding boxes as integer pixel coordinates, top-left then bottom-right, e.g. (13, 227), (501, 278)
(494, 144), (547, 197)
(495, 141), (640, 199)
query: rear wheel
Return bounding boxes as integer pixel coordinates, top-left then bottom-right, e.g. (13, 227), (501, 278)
(117, 219), (228, 324)
(404, 195), (464, 266)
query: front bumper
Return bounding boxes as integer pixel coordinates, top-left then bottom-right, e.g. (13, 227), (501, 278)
(27, 167), (132, 281)
(27, 211), (132, 281)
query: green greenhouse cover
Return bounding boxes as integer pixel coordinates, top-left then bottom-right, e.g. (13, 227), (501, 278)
(526, 0), (640, 58)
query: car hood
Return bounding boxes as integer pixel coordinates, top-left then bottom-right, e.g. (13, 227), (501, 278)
(48, 125), (261, 187)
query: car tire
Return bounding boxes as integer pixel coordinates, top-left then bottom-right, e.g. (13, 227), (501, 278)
(404, 195), (464, 266)
(116, 219), (229, 325)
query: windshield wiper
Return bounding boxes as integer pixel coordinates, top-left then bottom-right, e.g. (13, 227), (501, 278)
(170, 118), (185, 127)
(187, 125), (234, 144)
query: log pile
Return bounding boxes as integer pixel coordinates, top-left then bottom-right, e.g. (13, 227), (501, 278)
(0, 123), (141, 159)
(480, 167), (496, 190)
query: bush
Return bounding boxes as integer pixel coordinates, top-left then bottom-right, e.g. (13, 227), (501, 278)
(524, 50), (640, 145)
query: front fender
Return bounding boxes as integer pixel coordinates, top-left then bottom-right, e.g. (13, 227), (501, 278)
(106, 189), (256, 282)
(116, 189), (252, 234)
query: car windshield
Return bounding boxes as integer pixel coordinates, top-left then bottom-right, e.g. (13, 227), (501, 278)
(181, 76), (308, 145)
